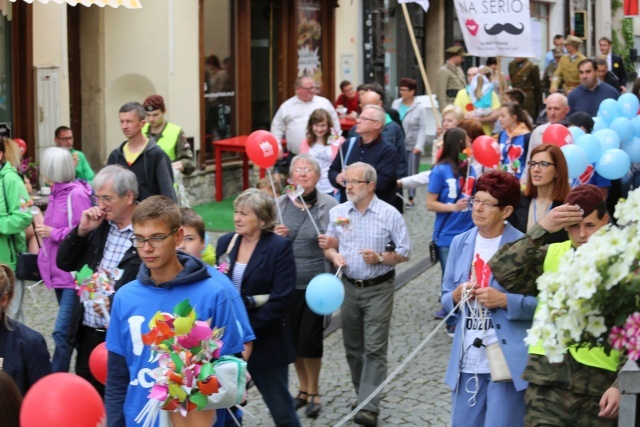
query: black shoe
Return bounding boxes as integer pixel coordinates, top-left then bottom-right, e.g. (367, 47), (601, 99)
(305, 394), (321, 418)
(294, 390), (308, 410)
(354, 410), (378, 427)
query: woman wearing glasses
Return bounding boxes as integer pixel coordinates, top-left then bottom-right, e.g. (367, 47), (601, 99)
(509, 144), (570, 244)
(442, 171), (536, 427)
(35, 147), (92, 373)
(216, 189), (301, 427)
(273, 155), (337, 419)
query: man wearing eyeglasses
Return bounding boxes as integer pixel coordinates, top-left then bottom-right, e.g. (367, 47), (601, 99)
(54, 126), (95, 183)
(56, 165), (142, 396)
(324, 162), (410, 427)
(270, 76), (340, 157)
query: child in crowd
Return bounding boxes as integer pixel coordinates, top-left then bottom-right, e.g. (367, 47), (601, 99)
(105, 196), (246, 426)
(299, 109), (342, 196)
(177, 207), (256, 427)
(256, 176), (282, 199)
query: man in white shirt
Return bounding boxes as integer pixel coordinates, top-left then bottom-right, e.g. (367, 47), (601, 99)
(270, 76), (340, 156)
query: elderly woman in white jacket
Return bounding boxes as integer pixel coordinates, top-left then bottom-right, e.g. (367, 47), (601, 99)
(392, 77), (427, 208)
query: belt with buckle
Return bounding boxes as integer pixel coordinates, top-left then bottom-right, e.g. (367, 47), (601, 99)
(344, 270), (395, 288)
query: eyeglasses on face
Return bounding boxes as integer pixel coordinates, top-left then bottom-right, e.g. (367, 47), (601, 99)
(293, 167), (315, 174)
(130, 228), (179, 248)
(93, 195), (115, 204)
(469, 196), (500, 208)
(356, 116), (378, 123)
(298, 85), (316, 91)
(527, 160), (555, 170)
(342, 180), (370, 186)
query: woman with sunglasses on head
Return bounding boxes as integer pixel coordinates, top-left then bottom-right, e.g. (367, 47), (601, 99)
(508, 144), (570, 244)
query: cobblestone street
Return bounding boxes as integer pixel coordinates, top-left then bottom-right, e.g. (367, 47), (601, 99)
(22, 186), (454, 426)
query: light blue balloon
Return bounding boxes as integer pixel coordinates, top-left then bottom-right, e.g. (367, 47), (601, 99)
(617, 93), (640, 119)
(594, 129), (621, 151)
(592, 116), (609, 133)
(610, 116), (634, 143)
(575, 134), (603, 164)
(595, 148), (632, 180)
(568, 126), (586, 143)
(561, 144), (589, 179)
(622, 137), (640, 163)
(305, 273), (344, 315)
(631, 116), (640, 137)
(598, 98), (622, 123)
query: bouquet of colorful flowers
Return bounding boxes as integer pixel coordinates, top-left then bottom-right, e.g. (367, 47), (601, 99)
(19, 157), (39, 188)
(136, 299), (247, 427)
(75, 265), (118, 303)
(525, 187), (640, 362)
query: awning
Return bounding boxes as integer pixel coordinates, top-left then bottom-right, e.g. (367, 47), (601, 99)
(8, 0), (142, 8)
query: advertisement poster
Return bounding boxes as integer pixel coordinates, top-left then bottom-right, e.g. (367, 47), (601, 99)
(297, 0), (323, 90)
(453, 0), (534, 57)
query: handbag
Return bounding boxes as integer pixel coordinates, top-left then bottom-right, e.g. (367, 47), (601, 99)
(429, 240), (439, 264)
(486, 342), (513, 382)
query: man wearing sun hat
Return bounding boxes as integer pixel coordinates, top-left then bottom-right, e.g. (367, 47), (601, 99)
(550, 35), (587, 95)
(490, 185), (621, 427)
(435, 46), (468, 112)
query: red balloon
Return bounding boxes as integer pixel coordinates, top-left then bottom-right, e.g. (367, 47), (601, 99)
(89, 342), (108, 385)
(542, 124), (571, 147)
(13, 138), (27, 156)
(246, 130), (279, 169)
(472, 135), (500, 168)
(21, 373), (105, 427)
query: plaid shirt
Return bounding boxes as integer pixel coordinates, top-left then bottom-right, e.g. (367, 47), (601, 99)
(82, 222), (134, 328)
(326, 196), (411, 280)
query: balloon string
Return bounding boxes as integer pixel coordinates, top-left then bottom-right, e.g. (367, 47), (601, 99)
(266, 169), (284, 224)
(334, 265), (342, 277)
(297, 194), (321, 235)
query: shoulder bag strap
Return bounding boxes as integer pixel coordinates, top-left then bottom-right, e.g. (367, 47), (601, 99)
(226, 233), (240, 256)
(344, 137), (357, 165)
(67, 192), (73, 228)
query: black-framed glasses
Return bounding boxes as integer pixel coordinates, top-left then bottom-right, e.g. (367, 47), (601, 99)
(469, 196), (500, 208)
(342, 180), (370, 186)
(93, 195), (114, 204)
(297, 85), (316, 91)
(130, 228), (178, 248)
(527, 160), (555, 170)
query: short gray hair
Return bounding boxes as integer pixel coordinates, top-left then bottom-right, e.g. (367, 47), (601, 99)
(345, 161), (377, 184)
(289, 154), (321, 176)
(119, 102), (146, 121)
(234, 188), (277, 233)
(362, 105), (386, 124)
(40, 147), (75, 184)
(93, 165), (139, 200)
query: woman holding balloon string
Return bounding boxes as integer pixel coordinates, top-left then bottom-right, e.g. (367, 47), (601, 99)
(274, 154), (338, 419)
(216, 189), (301, 427)
(508, 144), (570, 244)
(497, 102), (532, 180)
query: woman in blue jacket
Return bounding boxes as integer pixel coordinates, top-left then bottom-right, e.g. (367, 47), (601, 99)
(441, 171), (537, 427)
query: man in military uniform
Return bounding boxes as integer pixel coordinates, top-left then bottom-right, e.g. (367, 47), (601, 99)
(543, 48), (564, 97)
(435, 46), (467, 112)
(550, 35), (586, 95)
(142, 94), (196, 175)
(489, 185), (621, 427)
(509, 57), (542, 118)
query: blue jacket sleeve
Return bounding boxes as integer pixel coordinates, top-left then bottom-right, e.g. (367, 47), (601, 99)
(505, 293), (537, 321)
(105, 351), (129, 427)
(441, 237), (462, 314)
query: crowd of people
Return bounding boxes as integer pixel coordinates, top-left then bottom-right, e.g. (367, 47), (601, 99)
(0, 32), (637, 427)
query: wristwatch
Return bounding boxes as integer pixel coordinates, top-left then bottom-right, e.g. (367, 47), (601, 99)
(377, 253), (384, 264)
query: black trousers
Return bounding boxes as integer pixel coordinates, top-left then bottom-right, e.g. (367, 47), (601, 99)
(76, 324), (106, 397)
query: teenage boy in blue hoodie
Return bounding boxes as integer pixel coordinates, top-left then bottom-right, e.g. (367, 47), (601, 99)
(105, 196), (245, 426)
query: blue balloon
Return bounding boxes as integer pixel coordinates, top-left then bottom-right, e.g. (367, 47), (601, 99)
(592, 116), (609, 133)
(610, 117), (634, 143)
(631, 115), (640, 137)
(598, 98), (622, 123)
(595, 149), (632, 180)
(561, 144), (589, 179)
(575, 134), (603, 164)
(305, 273), (345, 315)
(617, 93), (640, 119)
(568, 126), (586, 143)
(594, 129), (621, 151)
(622, 137), (640, 163)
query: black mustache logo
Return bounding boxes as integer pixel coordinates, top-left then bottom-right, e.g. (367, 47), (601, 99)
(484, 23), (525, 35)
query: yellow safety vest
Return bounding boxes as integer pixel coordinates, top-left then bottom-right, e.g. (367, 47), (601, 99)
(143, 122), (181, 161)
(529, 240), (619, 372)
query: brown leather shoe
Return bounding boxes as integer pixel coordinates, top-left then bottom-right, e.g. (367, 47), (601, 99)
(354, 409), (378, 427)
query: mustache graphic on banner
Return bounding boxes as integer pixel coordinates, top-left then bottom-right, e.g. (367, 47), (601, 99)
(484, 23), (525, 35)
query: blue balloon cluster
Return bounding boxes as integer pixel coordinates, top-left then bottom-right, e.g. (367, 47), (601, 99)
(305, 273), (345, 315)
(565, 96), (637, 180)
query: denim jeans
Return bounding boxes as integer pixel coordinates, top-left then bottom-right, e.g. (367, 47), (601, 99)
(437, 246), (457, 327)
(51, 288), (80, 372)
(250, 364), (301, 427)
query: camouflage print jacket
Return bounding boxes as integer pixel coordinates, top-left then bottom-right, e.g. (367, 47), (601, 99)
(489, 223), (622, 395)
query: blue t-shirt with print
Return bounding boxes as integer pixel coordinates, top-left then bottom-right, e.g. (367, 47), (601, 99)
(571, 164), (611, 189)
(427, 163), (476, 247)
(499, 131), (530, 180)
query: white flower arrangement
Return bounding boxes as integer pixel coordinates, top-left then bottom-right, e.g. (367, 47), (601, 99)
(526, 187), (640, 363)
